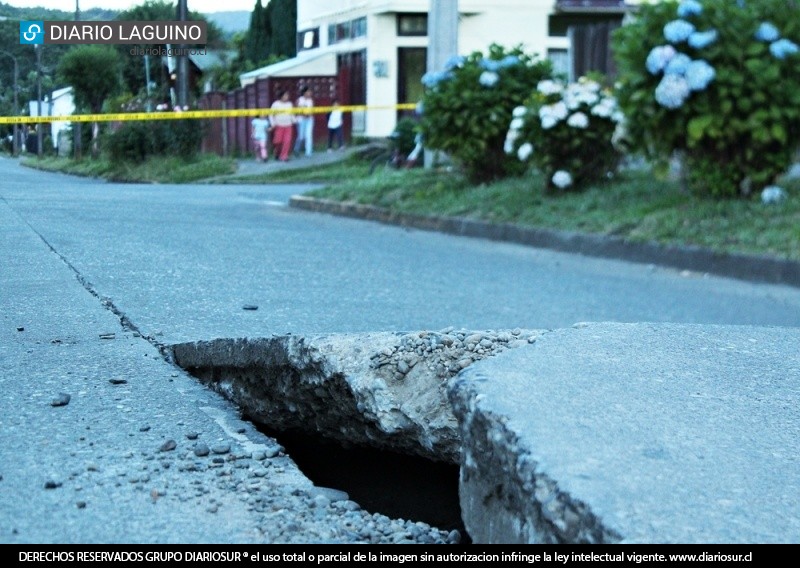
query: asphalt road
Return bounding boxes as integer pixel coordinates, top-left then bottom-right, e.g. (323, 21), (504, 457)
(2, 157), (800, 347)
(2, 156), (800, 544)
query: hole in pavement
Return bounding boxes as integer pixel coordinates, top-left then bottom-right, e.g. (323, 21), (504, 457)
(255, 422), (472, 544)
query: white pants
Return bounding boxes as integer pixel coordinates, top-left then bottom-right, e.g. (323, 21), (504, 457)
(294, 117), (314, 156)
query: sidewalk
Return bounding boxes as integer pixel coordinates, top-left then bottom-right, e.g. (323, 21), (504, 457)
(204, 144), (373, 183)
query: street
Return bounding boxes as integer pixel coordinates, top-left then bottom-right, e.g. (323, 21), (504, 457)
(1, 156), (799, 544)
(2, 157), (799, 346)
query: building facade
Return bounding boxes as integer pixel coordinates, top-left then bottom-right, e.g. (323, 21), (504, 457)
(233, 0), (629, 144)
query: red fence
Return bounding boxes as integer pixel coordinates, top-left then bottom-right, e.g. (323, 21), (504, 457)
(198, 75), (341, 157)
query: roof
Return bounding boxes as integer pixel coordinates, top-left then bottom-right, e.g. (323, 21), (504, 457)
(188, 49), (237, 72)
(239, 51), (337, 86)
(555, 0), (632, 13)
(50, 86), (73, 100)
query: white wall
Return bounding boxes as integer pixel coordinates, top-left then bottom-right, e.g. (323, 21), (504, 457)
(293, 0), (569, 138)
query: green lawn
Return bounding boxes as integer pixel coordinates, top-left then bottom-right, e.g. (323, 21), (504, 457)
(276, 155), (800, 261)
(22, 154), (237, 184)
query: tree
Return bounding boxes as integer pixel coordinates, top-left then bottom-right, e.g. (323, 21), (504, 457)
(245, 1), (270, 65)
(114, 0), (224, 98)
(269, 0), (297, 58)
(57, 45), (121, 156)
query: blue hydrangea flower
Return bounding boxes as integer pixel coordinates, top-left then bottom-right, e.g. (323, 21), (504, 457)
(480, 59), (500, 72)
(685, 60), (716, 91)
(499, 55), (520, 68)
(443, 55), (465, 70)
(421, 71), (452, 88)
(665, 53), (692, 75)
(677, 0), (703, 18)
(755, 22), (780, 42)
(664, 20), (696, 43)
(646, 45), (677, 75)
(654, 74), (690, 108)
(770, 38), (800, 59)
(479, 71), (499, 87)
(688, 29), (718, 49)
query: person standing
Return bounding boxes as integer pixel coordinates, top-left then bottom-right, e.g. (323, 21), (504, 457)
(251, 114), (271, 162)
(327, 98), (345, 152)
(270, 89), (295, 162)
(293, 86), (314, 157)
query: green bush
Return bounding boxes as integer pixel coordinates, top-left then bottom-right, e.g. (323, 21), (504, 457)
(105, 116), (206, 163)
(419, 43), (553, 184)
(612, 0), (800, 198)
(391, 117), (420, 157)
(506, 76), (624, 192)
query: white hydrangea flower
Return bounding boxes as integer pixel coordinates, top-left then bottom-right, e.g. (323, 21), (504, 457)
(512, 105), (528, 118)
(539, 102), (568, 128)
(591, 97), (616, 118)
(537, 79), (563, 95)
(509, 117), (525, 131)
(479, 71), (499, 87)
(552, 170), (573, 189)
(517, 142), (534, 161)
(567, 112), (589, 128)
(761, 185), (787, 204)
(541, 115), (558, 129)
(503, 129), (519, 154)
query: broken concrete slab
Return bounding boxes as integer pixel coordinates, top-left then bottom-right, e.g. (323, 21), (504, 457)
(449, 322), (800, 544)
(170, 329), (542, 464)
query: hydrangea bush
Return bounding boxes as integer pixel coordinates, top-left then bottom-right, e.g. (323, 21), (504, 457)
(419, 44), (553, 183)
(505, 76), (625, 192)
(612, 0), (800, 198)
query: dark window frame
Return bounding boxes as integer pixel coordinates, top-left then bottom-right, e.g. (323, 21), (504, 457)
(297, 27), (320, 51)
(397, 13), (428, 37)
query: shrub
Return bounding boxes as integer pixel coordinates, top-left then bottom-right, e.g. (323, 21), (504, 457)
(419, 43), (553, 184)
(391, 117), (420, 157)
(105, 115), (205, 163)
(506, 76), (625, 192)
(612, 0), (800, 198)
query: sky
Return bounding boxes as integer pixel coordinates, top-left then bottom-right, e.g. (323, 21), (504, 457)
(3, 0), (257, 15)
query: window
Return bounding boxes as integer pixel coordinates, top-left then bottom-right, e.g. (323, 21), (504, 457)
(397, 13), (427, 36)
(352, 17), (367, 39)
(297, 28), (319, 51)
(328, 17), (367, 45)
(547, 48), (570, 80)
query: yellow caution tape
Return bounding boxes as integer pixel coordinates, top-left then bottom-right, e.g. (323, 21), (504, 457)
(0, 103), (419, 125)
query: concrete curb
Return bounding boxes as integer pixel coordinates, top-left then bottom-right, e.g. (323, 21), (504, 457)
(288, 195), (800, 289)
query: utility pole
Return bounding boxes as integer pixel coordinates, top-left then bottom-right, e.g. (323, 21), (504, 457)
(0, 50), (19, 156)
(74, 2), (82, 159)
(425, 0), (459, 168)
(176, 0), (189, 108)
(144, 54), (153, 112)
(35, 44), (43, 158)
(427, 0), (459, 75)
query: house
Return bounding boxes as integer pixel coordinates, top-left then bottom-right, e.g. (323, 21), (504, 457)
(28, 86), (75, 155)
(200, 0), (631, 155)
